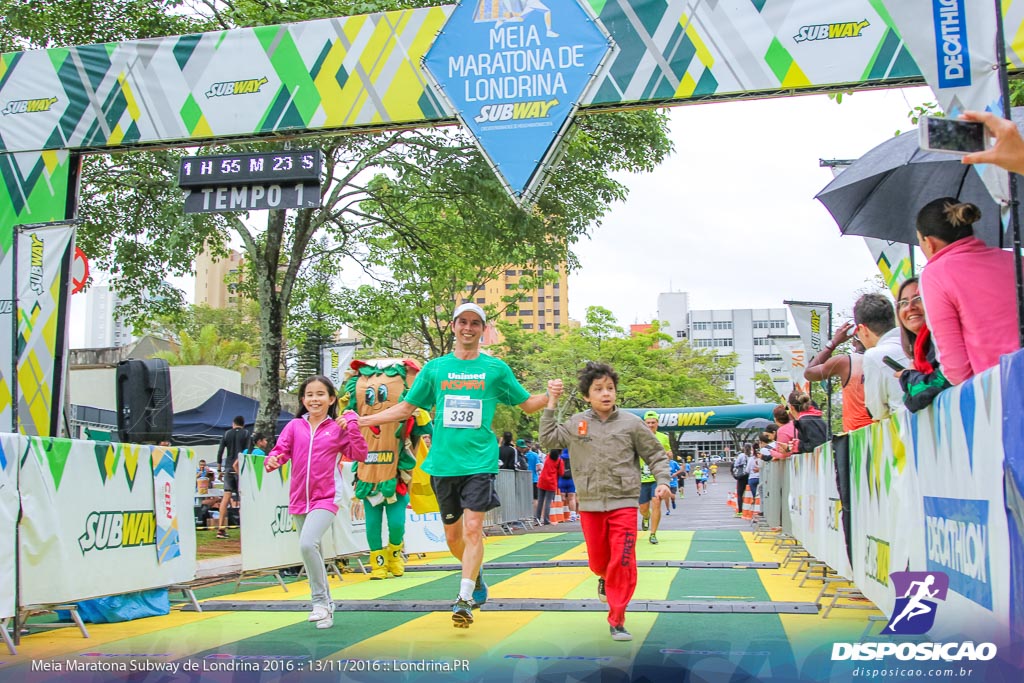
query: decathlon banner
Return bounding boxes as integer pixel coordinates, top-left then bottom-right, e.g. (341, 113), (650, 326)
(903, 366), (1010, 645)
(885, 1), (1007, 204)
(18, 438), (197, 605)
(864, 237), (914, 297)
(151, 445), (181, 564)
(770, 335), (810, 394)
(786, 301), (830, 361)
(15, 223), (74, 438)
(848, 415), (917, 615)
(0, 434), (22, 620)
(321, 342), (358, 392)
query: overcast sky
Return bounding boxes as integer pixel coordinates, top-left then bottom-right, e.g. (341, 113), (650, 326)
(70, 85), (934, 346)
(567, 85), (934, 327)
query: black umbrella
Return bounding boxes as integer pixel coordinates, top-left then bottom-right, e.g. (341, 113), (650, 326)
(815, 108), (1024, 247)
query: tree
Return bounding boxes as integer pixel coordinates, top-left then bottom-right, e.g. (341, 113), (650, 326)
(153, 324), (256, 372)
(492, 309), (738, 438)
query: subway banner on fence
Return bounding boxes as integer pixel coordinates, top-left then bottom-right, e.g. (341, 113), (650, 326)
(845, 366), (1010, 643)
(0, 434), (20, 620)
(17, 437), (197, 605)
(238, 456), (445, 574)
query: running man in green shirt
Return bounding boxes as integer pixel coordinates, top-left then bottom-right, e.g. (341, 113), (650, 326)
(641, 411), (672, 544)
(358, 303), (549, 628)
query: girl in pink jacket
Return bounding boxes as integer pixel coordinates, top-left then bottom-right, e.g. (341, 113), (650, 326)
(916, 198), (1022, 385)
(265, 375), (367, 629)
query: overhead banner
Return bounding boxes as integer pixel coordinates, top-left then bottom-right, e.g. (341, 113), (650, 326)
(786, 301), (830, 361)
(864, 237), (914, 297)
(18, 437), (197, 605)
(422, 0), (613, 202)
(0, 434), (21, 620)
(321, 342), (358, 392)
(15, 223), (74, 437)
(770, 335), (810, 395)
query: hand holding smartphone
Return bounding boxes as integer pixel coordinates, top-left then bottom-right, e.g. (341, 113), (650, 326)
(919, 116), (989, 155)
(882, 355), (906, 372)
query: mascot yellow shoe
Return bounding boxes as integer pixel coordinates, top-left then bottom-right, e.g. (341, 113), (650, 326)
(387, 543), (405, 577)
(369, 550), (387, 580)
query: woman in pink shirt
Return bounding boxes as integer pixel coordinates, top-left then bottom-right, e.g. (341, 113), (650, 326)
(916, 198), (1022, 385)
(265, 375), (368, 629)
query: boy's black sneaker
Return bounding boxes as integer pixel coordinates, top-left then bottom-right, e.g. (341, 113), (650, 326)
(451, 598), (474, 628)
(597, 578), (607, 603)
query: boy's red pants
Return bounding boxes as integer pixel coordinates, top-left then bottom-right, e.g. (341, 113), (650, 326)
(579, 507), (638, 628)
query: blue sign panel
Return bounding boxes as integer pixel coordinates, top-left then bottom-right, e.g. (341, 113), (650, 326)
(423, 0), (613, 203)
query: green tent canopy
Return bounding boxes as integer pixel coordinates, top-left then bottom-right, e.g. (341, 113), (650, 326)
(624, 404), (776, 432)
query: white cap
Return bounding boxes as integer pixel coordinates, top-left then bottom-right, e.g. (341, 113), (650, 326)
(453, 302), (487, 323)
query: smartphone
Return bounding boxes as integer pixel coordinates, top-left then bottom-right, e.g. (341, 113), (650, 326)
(882, 355), (906, 372)
(919, 115), (988, 155)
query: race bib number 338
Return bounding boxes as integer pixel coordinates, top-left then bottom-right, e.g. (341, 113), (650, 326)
(443, 396), (483, 429)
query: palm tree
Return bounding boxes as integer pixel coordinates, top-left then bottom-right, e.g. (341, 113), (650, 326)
(154, 324), (256, 373)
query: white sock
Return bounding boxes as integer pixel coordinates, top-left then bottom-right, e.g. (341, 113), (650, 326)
(459, 578), (475, 601)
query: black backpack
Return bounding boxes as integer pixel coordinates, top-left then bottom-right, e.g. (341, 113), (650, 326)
(795, 414), (828, 453)
(731, 455), (747, 479)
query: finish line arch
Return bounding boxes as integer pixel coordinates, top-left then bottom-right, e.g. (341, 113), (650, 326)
(2, 0), (1022, 435)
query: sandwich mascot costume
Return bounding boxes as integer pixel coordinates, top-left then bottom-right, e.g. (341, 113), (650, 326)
(345, 359), (432, 579)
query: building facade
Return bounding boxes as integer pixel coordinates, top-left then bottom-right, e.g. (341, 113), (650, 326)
(464, 264), (570, 343)
(194, 245), (244, 308)
(657, 292), (791, 403)
(83, 285), (134, 348)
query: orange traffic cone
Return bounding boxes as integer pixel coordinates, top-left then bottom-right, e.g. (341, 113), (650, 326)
(753, 495), (762, 519)
(549, 493), (565, 524)
(742, 486), (754, 520)
(728, 491), (737, 510)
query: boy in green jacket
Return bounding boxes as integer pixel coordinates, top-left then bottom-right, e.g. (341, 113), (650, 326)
(540, 362), (671, 641)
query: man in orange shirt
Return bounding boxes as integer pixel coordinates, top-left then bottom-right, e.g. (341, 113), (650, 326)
(803, 321), (872, 435)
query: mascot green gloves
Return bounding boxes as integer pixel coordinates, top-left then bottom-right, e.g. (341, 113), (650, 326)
(345, 359), (431, 579)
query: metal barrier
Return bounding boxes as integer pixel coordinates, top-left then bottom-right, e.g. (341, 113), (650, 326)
(484, 470), (535, 531)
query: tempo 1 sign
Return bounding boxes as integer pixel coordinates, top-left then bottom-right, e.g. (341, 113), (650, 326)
(183, 182), (320, 214)
(177, 150), (322, 214)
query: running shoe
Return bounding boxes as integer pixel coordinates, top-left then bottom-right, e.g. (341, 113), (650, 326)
(472, 571), (488, 607)
(597, 578), (607, 603)
(609, 625), (633, 641)
(641, 516), (650, 531)
(649, 534), (659, 545)
(307, 604), (333, 623)
(451, 598), (474, 628)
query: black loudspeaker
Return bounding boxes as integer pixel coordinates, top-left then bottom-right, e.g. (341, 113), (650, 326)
(116, 359), (174, 443)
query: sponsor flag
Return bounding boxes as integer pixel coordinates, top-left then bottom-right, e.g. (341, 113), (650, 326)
(1, 223), (75, 436)
(151, 445), (181, 564)
(321, 342), (358, 391)
(786, 301), (831, 360)
(864, 237), (914, 297)
(770, 335), (810, 395)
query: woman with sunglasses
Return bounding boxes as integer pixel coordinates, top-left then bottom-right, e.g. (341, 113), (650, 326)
(894, 277), (950, 412)
(917, 198), (1022, 385)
